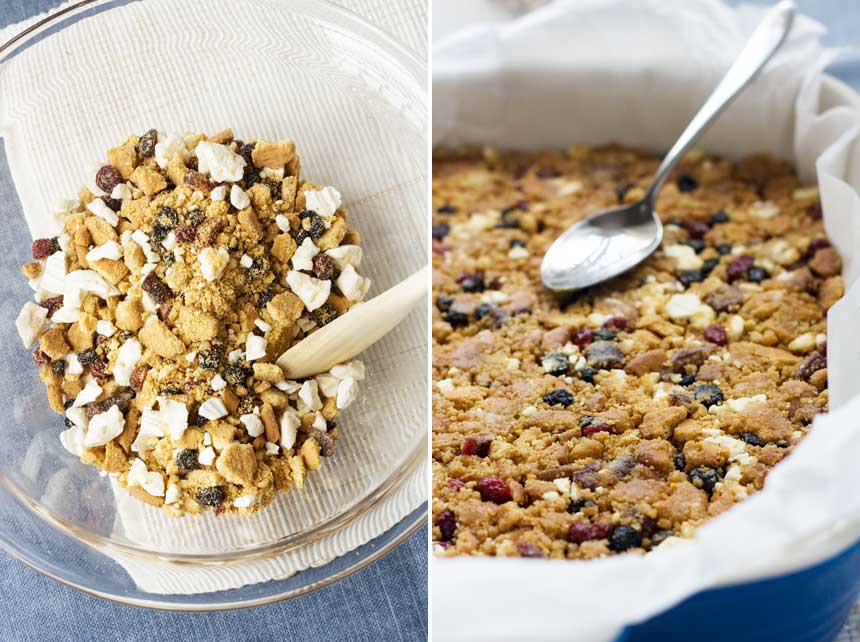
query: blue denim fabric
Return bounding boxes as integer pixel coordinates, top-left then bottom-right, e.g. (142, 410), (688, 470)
(0, 2), (427, 641)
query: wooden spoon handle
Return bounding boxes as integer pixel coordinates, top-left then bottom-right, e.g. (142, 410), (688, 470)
(276, 264), (429, 379)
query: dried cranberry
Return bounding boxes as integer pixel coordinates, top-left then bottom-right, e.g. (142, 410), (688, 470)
(128, 366), (148, 392)
(461, 435), (492, 458)
(436, 510), (456, 541)
(175, 225), (197, 243)
(571, 327), (594, 347)
(139, 129), (158, 158)
(806, 238), (831, 256)
(726, 254), (755, 281)
(475, 477), (512, 504)
(142, 273), (173, 304)
(96, 165), (123, 194)
(88, 359), (108, 381)
(581, 422), (611, 437)
(39, 295), (64, 318)
(32, 237), (59, 259)
(808, 204), (823, 220)
(684, 219), (710, 239)
(568, 521), (611, 543)
(195, 217), (224, 247)
(311, 253), (335, 280)
(32, 350), (50, 368)
(703, 325), (728, 346)
(603, 316), (629, 331)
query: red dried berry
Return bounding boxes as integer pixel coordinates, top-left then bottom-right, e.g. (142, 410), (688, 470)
(568, 521), (611, 543)
(96, 165), (123, 194)
(175, 225), (197, 243)
(142, 272), (173, 304)
(703, 325), (728, 346)
(32, 350), (50, 368)
(581, 422), (612, 437)
(475, 477), (512, 504)
(436, 509), (456, 541)
(806, 238), (831, 256)
(684, 220), (710, 239)
(311, 253), (335, 280)
(808, 204), (823, 220)
(139, 129), (158, 158)
(195, 218), (224, 248)
(88, 359), (108, 381)
(571, 328), (594, 347)
(461, 435), (492, 458)
(39, 295), (64, 318)
(726, 254), (755, 281)
(603, 316), (629, 331)
(32, 237), (59, 259)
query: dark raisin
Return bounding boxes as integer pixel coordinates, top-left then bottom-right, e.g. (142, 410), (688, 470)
(495, 218), (520, 229)
(686, 238), (706, 254)
(509, 239), (526, 248)
(536, 167), (560, 179)
(119, 330), (133, 341)
(569, 522), (611, 543)
(716, 244), (732, 255)
(64, 417), (75, 429)
(248, 256), (269, 280)
(39, 295), (64, 318)
(703, 325), (728, 346)
(130, 366), (149, 392)
(306, 215), (326, 239)
(63, 399), (74, 410)
(312, 303), (338, 327)
(149, 224), (168, 244)
(747, 266), (769, 283)
(676, 174), (698, 192)
(195, 486), (226, 507)
(187, 209), (206, 227)
(77, 348), (98, 365)
(436, 296), (454, 312)
(436, 204), (457, 214)
(445, 310), (469, 328)
(222, 363), (251, 386)
(678, 269), (704, 288)
(680, 373), (697, 387)
(567, 499), (589, 514)
(688, 467), (720, 496)
(84, 393), (132, 420)
(299, 209), (316, 219)
(155, 206), (179, 230)
(457, 273), (485, 293)
(102, 196), (122, 211)
(684, 220), (710, 239)
(291, 228), (310, 246)
(542, 353), (569, 376)
(543, 389), (574, 407)
(236, 396), (258, 415)
(808, 204), (823, 220)
(96, 165), (123, 194)
(571, 328), (594, 346)
(794, 351), (826, 381)
(311, 253), (334, 280)
(326, 420), (337, 431)
(51, 360), (66, 375)
(615, 182), (634, 203)
(436, 510), (456, 541)
(158, 387), (183, 396)
(593, 328), (616, 341)
(740, 432), (767, 447)
(579, 366), (598, 383)
(309, 429), (336, 457)
(674, 453), (686, 471)
(175, 225), (197, 243)
(142, 272), (173, 304)
(609, 525), (642, 551)
(175, 449), (199, 473)
(710, 210), (730, 224)
(185, 156), (199, 171)
(474, 303), (493, 319)
(432, 224), (450, 240)
(693, 383), (724, 408)
(196, 347), (223, 370)
(727, 254), (755, 281)
(139, 129), (158, 158)
(184, 170), (213, 192)
(32, 237), (59, 260)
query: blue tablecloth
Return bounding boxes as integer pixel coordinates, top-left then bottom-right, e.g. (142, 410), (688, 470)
(0, 2), (427, 642)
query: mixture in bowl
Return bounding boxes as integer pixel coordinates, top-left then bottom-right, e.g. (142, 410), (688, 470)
(432, 145), (840, 558)
(16, 129), (371, 516)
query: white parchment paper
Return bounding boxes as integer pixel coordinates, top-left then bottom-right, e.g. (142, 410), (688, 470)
(0, 0), (427, 595)
(432, 1), (860, 640)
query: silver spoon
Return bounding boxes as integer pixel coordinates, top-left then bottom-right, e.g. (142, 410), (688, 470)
(540, 0), (796, 292)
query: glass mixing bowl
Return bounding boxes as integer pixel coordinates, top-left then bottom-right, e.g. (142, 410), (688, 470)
(0, 0), (427, 608)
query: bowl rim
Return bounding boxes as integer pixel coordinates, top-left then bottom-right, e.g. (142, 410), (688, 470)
(0, 0), (428, 605)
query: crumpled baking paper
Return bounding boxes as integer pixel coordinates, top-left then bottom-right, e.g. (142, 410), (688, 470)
(0, 0), (427, 595)
(432, 1), (860, 640)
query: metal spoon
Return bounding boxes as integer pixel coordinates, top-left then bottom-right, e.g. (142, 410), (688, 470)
(540, 0), (795, 292)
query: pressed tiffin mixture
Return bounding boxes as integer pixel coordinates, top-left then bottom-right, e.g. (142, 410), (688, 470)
(16, 129), (372, 516)
(432, 145), (842, 558)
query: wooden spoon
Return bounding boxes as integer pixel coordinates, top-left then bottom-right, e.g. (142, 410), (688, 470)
(276, 265), (429, 379)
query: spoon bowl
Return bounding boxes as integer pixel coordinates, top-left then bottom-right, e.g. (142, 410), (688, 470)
(540, 200), (662, 291)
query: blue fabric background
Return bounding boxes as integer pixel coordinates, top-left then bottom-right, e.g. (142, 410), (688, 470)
(0, 2), (427, 641)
